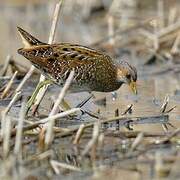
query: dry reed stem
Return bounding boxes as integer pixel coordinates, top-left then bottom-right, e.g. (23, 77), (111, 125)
(38, 128), (46, 152)
(159, 128), (180, 144)
(6, 65), (34, 114)
(139, 20), (180, 50)
(168, 7), (177, 26)
(1, 71), (17, 99)
(129, 132), (144, 152)
(0, 112), (5, 137)
(162, 123), (168, 132)
(50, 160), (81, 174)
(24, 150), (53, 164)
(14, 101), (26, 155)
(171, 33), (180, 54)
(0, 108), (80, 144)
(55, 114), (169, 139)
(73, 124), (85, 145)
(98, 133), (104, 165)
(157, 0), (165, 29)
(155, 151), (170, 178)
(44, 71), (74, 147)
(167, 152), (180, 179)
(108, 15), (115, 45)
(139, 28), (156, 41)
(138, 28), (159, 50)
(0, 55), (12, 76)
(2, 116), (11, 158)
(105, 131), (168, 138)
(32, 1), (63, 112)
(156, 21), (180, 38)
(15, 66), (35, 93)
(49, 70), (74, 116)
(3, 91), (21, 116)
(81, 122), (99, 157)
(38, 107), (80, 124)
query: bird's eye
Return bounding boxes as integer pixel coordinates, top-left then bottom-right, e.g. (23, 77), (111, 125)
(126, 74), (131, 79)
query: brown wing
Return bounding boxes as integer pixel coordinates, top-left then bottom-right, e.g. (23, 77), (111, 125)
(44, 43), (107, 85)
(18, 43), (116, 91)
(46, 43), (117, 92)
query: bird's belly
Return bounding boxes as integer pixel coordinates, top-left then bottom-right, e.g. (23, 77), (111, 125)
(39, 68), (121, 93)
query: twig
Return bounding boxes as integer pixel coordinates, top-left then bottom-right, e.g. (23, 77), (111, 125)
(0, 55), (12, 76)
(55, 114), (169, 138)
(50, 160), (81, 174)
(14, 101), (26, 155)
(32, 1), (63, 113)
(165, 106), (176, 113)
(160, 95), (169, 113)
(75, 93), (93, 108)
(81, 109), (102, 119)
(1, 71), (18, 99)
(121, 104), (133, 115)
(45, 71), (74, 147)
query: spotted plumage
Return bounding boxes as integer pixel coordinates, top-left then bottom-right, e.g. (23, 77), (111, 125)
(17, 27), (137, 94)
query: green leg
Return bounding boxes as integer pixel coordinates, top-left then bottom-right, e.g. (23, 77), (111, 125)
(60, 98), (72, 110)
(26, 79), (52, 114)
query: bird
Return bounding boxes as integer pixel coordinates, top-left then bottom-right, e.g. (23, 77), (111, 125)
(17, 27), (137, 94)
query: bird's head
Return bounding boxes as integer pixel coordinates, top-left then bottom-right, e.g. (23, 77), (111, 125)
(116, 61), (137, 94)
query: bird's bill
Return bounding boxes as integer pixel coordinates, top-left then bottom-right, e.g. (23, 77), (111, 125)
(129, 81), (137, 94)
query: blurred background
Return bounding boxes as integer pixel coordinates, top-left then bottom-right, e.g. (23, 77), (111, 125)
(0, 0), (179, 65)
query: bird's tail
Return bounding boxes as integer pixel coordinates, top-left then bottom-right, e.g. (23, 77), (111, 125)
(17, 26), (47, 48)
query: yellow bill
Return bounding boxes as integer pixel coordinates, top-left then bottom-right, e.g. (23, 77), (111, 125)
(129, 81), (137, 94)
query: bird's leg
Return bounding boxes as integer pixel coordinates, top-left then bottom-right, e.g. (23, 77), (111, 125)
(76, 93), (94, 108)
(60, 98), (72, 111)
(26, 79), (53, 114)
